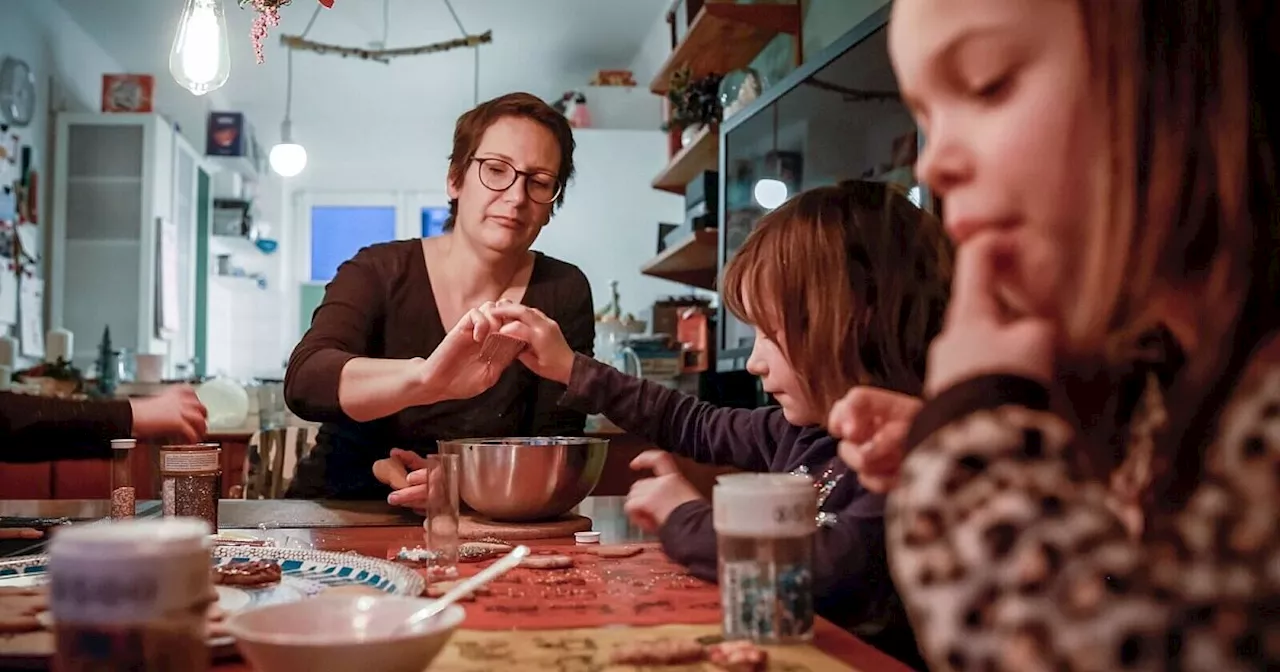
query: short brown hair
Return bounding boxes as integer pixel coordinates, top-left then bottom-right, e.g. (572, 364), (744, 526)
(722, 181), (952, 411)
(444, 92), (576, 230)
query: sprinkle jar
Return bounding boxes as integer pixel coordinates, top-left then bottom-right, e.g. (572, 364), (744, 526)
(50, 518), (212, 672)
(109, 439), (136, 519)
(159, 442), (222, 531)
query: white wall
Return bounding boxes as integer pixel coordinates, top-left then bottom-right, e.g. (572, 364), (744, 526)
(629, 7), (671, 90)
(802, 0), (889, 59)
(533, 129), (689, 318)
(285, 127), (690, 350)
(0, 0), (124, 367)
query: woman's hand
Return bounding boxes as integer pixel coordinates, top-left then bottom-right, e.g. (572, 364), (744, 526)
(924, 232), (1055, 396)
(381, 449), (436, 514)
(623, 451), (703, 533)
(487, 301), (576, 385)
(827, 387), (921, 493)
(130, 385), (208, 443)
(385, 449), (447, 513)
(407, 302), (519, 404)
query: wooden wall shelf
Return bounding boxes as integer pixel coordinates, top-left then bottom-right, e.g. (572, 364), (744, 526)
(652, 125), (718, 194)
(649, 3), (802, 95)
(640, 229), (718, 290)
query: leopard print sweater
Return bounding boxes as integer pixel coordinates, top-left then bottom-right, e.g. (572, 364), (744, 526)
(889, 335), (1280, 671)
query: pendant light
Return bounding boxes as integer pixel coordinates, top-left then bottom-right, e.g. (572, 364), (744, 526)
(752, 104), (789, 210)
(169, 0), (231, 96)
(269, 49), (307, 177)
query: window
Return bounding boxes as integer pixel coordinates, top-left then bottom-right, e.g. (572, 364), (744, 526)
(292, 191), (449, 339)
(309, 205), (397, 282)
(421, 206), (449, 238)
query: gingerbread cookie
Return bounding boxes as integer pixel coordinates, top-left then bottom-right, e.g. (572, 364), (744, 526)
(708, 640), (769, 672)
(459, 541), (513, 563)
(425, 579), (491, 600)
(0, 586), (48, 635)
(213, 560), (282, 587)
(585, 544), (644, 559)
(519, 554), (574, 570)
(609, 639), (706, 666)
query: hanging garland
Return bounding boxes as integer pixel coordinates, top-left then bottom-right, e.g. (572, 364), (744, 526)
(278, 30), (492, 63)
(239, 0), (334, 65)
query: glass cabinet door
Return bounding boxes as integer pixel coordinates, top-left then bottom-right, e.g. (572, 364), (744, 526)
(719, 20), (922, 358)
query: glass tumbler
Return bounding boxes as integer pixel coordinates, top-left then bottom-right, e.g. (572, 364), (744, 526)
(421, 454), (460, 579)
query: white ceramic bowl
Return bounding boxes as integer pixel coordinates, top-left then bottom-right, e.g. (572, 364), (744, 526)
(223, 594), (465, 672)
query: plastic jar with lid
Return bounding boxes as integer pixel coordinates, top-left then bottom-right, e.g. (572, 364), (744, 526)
(49, 518), (212, 671)
(109, 439), (135, 520)
(159, 443), (222, 531)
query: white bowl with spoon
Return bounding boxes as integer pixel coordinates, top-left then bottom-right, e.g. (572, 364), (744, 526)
(225, 545), (528, 672)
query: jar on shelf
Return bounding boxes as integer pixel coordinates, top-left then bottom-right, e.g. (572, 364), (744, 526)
(159, 443), (222, 531)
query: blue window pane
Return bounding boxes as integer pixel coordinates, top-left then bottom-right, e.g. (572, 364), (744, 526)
(310, 206), (397, 282)
(421, 206), (449, 238)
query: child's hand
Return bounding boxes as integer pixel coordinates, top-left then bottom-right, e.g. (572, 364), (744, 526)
(827, 387), (921, 493)
(130, 385), (207, 442)
(623, 451), (703, 533)
(925, 232), (1055, 396)
(486, 301), (576, 385)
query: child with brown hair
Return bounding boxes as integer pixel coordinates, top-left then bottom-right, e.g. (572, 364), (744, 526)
(490, 180), (950, 667)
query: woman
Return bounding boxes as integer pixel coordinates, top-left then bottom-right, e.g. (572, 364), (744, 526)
(2, 385), (207, 462)
(285, 92), (595, 502)
(831, 0), (1280, 669)
(489, 182), (950, 668)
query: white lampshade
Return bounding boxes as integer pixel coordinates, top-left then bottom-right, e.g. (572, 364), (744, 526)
(269, 142), (307, 177)
(753, 178), (788, 210)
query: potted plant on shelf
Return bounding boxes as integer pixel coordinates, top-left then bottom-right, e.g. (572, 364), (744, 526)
(15, 357), (84, 398)
(663, 65), (724, 149)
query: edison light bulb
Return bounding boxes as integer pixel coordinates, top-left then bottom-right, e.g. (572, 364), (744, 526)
(269, 120), (308, 177)
(169, 0), (231, 96)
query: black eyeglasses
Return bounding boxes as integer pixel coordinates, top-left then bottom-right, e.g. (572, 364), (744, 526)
(470, 156), (562, 204)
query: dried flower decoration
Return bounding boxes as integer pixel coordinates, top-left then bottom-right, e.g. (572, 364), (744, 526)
(239, 0), (333, 64)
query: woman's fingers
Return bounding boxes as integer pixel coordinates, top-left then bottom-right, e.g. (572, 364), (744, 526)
(387, 483), (427, 506)
(489, 302), (550, 329)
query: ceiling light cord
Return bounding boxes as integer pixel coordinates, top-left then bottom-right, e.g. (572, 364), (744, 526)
(382, 0), (390, 46)
(284, 47), (294, 122)
(442, 0), (478, 104)
(301, 3), (322, 38)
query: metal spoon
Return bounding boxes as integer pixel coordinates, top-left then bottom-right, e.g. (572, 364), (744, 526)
(396, 544), (530, 634)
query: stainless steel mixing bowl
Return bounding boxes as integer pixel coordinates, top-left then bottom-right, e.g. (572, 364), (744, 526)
(436, 437), (609, 522)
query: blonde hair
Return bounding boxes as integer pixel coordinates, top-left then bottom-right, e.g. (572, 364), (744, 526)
(722, 181), (952, 412)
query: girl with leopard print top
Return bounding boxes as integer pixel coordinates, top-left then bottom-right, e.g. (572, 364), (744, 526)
(826, 0), (1280, 670)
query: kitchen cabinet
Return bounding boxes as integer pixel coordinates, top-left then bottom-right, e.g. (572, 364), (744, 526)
(49, 113), (207, 376)
(0, 433), (251, 500)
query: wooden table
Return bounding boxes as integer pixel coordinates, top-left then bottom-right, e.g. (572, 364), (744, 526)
(0, 498), (910, 672)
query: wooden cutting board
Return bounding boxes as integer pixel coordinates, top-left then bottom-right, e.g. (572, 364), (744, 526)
(458, 513), (592, 540)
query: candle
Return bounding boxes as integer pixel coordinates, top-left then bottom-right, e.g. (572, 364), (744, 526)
(46, 328), (73, 363)
(0, 335), (15, 369)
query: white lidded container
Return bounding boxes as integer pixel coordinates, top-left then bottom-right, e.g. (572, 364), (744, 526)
(49, 518), (213, 671)
(713, 473), (817, 644)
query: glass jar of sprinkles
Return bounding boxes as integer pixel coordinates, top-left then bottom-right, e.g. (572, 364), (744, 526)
(109, 439), (136, 520)
(714, 473), (817, 644)
(50, 518), (213, 672)
(159, 443), (222, 531)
